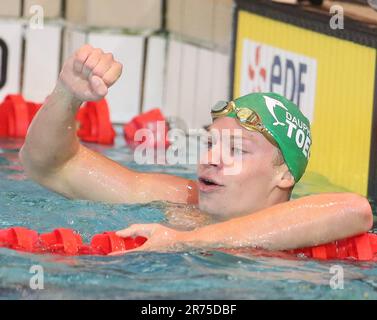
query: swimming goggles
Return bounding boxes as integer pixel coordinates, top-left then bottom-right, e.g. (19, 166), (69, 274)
(211, 100), (278, 147)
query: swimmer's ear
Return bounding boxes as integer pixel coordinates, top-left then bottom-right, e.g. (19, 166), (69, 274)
(275, 164), (295, 190)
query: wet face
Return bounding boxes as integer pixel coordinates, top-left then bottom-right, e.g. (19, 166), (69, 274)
(197, 117), (289, 219)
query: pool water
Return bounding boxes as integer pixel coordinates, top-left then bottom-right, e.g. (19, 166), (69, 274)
(1, 134), (377, 300)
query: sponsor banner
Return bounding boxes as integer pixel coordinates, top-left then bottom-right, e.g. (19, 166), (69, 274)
(233, 10), (376, 195)
(240, 39), (317, 122)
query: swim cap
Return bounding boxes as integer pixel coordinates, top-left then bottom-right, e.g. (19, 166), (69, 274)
(227, 92), (312, 182)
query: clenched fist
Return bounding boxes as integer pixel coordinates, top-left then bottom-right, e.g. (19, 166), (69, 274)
(58, 44), (123, 101)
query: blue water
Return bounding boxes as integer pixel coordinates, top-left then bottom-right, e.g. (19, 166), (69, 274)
(1, 135), (377, 300)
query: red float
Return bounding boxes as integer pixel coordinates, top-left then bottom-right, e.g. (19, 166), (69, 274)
(76, 99), (115, 145)
(0, 95), (115, 145)
(0, 95), (41, 138)
(123, 108), (170, 149)
(0, 225), (376, 261)
(289, 233), (377, 261)
(0, 227), (147, 256)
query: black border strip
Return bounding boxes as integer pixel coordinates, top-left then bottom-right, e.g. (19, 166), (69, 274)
(235, 0), (377, 48)
(368, 54), (377, 202)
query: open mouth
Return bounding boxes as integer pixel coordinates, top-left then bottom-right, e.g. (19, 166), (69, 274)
(198, 177), (224, 187)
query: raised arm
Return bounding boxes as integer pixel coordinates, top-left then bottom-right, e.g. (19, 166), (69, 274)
(20, 45), (197, 204)
(116, 192), (373, 252)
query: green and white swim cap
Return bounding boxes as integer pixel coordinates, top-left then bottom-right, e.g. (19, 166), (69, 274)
(227, 92), (312, 182)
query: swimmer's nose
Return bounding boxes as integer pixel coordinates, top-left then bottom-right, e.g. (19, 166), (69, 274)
(200, 141), (223, 168)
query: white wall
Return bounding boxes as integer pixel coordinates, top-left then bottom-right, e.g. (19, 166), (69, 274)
(88, 32), (145, 123)
(164, 38), (230, 130)
(0, 21), (230, 128)
(142, 35), (167, 112)
(22, 24), (62, 102)
(0, 20), (23, 101)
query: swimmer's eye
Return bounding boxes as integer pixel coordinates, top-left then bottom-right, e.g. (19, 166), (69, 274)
(204, 138), (248, 155)
(231, 146), (247, 156)
(230, 139), (248, 156)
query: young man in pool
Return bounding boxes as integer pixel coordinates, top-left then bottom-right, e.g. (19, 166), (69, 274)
(19, 45), (373, 254)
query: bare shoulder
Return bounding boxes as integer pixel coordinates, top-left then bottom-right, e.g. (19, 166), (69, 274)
(162, 202), (214, 230)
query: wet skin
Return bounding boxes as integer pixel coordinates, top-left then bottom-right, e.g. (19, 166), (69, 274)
(19, 44), (374, 253)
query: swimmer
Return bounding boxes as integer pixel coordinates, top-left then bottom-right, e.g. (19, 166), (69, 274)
(19, 45), (373, 253)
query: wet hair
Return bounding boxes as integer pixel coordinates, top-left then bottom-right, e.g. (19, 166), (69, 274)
(272, 148), (285, 166)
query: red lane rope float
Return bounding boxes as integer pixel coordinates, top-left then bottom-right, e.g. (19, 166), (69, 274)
(0, 227), (147, 256)
(0, 227), (39, 251)
(123, 108), (170, 149)
(0, 95), (115, 145)
(288, 233), (377, 261)
(0, 95), (42, 138)
(76, 99), (115, 145)
(1, 226), (377, 260)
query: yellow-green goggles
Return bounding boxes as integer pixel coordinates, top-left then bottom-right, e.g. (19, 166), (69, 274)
(211, 100), (278, 147)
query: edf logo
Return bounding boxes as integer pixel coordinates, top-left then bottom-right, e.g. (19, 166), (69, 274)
(241, 40), (317, 122)
(270, 55), (307, 108)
